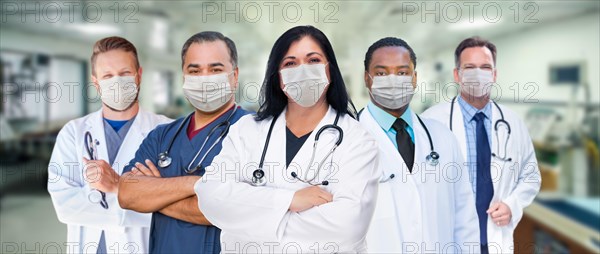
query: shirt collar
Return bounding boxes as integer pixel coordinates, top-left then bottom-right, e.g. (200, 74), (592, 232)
(367, 101), (413, 132)
(457, 96), (492, 122)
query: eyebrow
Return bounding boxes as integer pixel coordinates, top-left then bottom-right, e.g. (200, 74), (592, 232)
(186, 62), (225, 69)
(373, 65), (410, 69)
(282, 52), (324, 62)
(306, 52), (323, 58)
(282, 56), (296, 61)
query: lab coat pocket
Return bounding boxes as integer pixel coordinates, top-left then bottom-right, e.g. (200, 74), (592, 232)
(491, 152), (518, 200)
(367, 181), (400, 252)
(372, 181), (395, 220)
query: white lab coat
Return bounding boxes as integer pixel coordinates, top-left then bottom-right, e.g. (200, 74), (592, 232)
(422, 100), (541, 254)
(360, 108), (480, 254)
(47, 109), (171, 253)
(194, 106), (380, 253)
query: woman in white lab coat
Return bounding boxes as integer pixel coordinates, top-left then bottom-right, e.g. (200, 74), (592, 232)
(48, 109), (170, 253)
(194, 25), (380, 253)
(422, 99), (541, 253)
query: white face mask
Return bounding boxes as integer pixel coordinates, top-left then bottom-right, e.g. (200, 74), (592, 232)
(369, 74), (415, 110)
(98, 75), (139, 111)
(280, 63), (329, 108)
(459, 68), (494, 97)
(183, 72), (234, 112)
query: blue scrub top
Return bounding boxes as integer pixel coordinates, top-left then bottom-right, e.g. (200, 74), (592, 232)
(123, 106), (251, 254)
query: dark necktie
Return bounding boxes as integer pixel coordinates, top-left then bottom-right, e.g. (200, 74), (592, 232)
(392, 118), (414, 172)
(474, 112), (494, 248)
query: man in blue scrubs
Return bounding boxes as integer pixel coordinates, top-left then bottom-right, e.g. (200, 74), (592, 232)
(117, 31), (250, 253)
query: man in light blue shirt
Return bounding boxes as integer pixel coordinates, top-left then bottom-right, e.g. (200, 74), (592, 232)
(361, 37), (479, 253)
(422, 36), (541, 254)
(367, 100), (415, 146)
(457, 95), (492, 195)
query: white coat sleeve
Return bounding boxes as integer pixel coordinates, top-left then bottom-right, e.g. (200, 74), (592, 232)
(450, 136), (481, 252)
(283, 131), (380, 247)
(47, 123), (123, 228)
(194, 121), (296, 241)
(502, 121), (541, 229)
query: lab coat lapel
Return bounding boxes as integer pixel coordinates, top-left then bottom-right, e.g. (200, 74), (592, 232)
(112, 110), (146, 174)
(265, 109), (289, 184)
(84, 110), (110, 163)
(361, 108), (412, 179)
(286, 106), (337, 184)
(451, 100), (468, 162)
(411, 112), (428, 175)
(490, 102), (509, 198)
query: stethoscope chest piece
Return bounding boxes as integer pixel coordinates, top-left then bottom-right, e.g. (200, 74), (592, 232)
(158, 152), (172, 168)
(157, 106), (238, 171)
(252, 169), (267, 186)
(426, 151), (440, 166)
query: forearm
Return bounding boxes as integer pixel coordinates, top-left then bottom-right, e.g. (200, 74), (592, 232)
(159, 195), (211, 225)
(118, 173), (200, 213)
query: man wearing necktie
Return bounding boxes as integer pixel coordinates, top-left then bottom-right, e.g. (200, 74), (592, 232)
(361, 37), (479, 253)
(422, 37), (541, 254)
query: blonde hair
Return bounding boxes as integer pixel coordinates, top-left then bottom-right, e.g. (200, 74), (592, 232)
(91, 36), (140, 76)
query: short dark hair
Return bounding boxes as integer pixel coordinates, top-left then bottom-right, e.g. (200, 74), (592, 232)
(364, 37), (417, 70)
(180, 31), (238, 68)
(91, 36), (139, 76)
(454, 36), (497, 68)
(255, 25), (352, 120)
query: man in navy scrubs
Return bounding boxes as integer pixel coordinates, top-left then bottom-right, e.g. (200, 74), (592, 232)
(117, 31), (250, 253)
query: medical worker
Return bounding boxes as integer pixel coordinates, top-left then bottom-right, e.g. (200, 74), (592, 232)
(117, 31), (250, 253)
(194, 25), (380, 253)
(360, 37), (480, 253)
(47, 36), (171, 253)
(422, 36), (541, 254)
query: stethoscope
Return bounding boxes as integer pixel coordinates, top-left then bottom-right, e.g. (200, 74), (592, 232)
(84, 131), (109, 209)
(357, 108), (440, 183)
(449, 96), (512, 162)
(251, 111), (344, 187)
(157, 106), (238, 174)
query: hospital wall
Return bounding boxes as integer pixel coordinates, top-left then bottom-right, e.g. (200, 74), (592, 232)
(418, 11), (600, 121)
(0, 27), (183, 119)
(2, 11), (598, 127)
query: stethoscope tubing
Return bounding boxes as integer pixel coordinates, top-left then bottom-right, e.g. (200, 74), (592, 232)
(254, 111), (343, 186)
(84, 131), (109, 209)
(449, 96), (512, 161)
(157, 106), (238, 173)
(357, 107), (440, 183)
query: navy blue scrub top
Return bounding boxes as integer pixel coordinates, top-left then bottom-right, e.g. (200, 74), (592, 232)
(123, 106), (251, 254)
(285, 127), (311, 168)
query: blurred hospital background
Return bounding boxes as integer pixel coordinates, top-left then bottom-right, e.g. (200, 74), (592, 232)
(1, 0), (599, 253)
